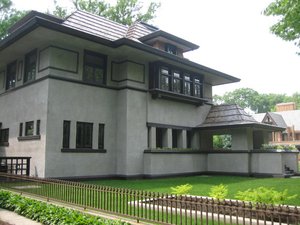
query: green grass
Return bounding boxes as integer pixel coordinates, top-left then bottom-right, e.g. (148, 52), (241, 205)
(84, 175), (300, 206)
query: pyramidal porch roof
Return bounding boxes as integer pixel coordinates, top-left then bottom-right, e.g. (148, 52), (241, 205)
(196, 104), (285, 131)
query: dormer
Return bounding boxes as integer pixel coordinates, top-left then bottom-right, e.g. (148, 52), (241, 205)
(138, 30), (199, 57)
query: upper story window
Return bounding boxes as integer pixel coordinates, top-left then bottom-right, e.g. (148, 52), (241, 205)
(83, 50), (107, 85)
(151, 63), (203, 99)
(6, 61), (17, 90)
(24, 50), (37, 83)
(0, 128), (9, 146)
(165, 43), (177, 55)
(76, 122), (93, 149)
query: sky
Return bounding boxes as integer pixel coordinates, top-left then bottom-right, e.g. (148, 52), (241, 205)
(12, 0), (300, 96)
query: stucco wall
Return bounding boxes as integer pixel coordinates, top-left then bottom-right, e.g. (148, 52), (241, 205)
(143, 152), (207, 175)
(251, 153), (283, 174)
(0, 80), (49, 177)
(44, 79), (118, 178)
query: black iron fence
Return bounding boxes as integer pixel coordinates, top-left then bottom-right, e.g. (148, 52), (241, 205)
(0, 173), (299, 225)
(0, 157), (30, 176)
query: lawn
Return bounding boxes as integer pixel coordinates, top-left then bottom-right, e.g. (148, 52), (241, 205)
(85, 175), (300, 206)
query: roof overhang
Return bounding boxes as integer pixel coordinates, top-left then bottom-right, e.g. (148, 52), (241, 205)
(0, 13), (240, 86)
(195, 122), (286, 132)
(138, 30), (199, 52)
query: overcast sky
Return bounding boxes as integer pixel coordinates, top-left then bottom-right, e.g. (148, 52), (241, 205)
(12, 0), (300, 96)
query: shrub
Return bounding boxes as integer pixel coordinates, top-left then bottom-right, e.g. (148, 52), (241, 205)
(235, 187), (297, 205)
(209, 184), (228, 200)
(170, 184), (193, 195)
(261, 144), (297, 151)
(0, 190), (129, 225)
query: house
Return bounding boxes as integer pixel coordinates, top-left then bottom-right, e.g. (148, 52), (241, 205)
(0, 11), (298, 178)
(254, 102), (300, 148)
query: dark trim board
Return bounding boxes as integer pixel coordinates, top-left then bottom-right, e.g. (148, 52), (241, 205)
(146, 122), (193, 130)
(111, 60), (145, 84)
(38, 45), (79, 74)
(61, 148), (107, 153)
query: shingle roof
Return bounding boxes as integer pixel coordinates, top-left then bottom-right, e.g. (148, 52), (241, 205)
(199, 104), (257, 127)
(63, 10), (158, 42)
(197, 104), (284, 131)
(267, 112), (287, 128)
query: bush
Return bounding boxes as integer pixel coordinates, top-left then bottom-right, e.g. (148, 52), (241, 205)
(0, 190), (129, 225)
(209, 184), (228, 200)
(170, 184), (193, 195)
(235, 187), (297, 205)
(261, 144), (297, 151)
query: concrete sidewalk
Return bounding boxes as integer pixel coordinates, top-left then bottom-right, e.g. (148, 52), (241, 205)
(0, 209), (41, 225)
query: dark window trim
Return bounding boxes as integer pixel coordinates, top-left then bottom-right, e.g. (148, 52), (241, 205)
(62, 120), (71, 149)
(83, 50), (107, 85)
(24, 49), (37, 83)
(18, 135), (41, 141)
(25, 121), (34, 136)
(98, 123), (105, 150)
(6, 60), (17, 90)
(19, 123), (23, 137)
(36, 120), (40, 135)
(76, 121), (93, 149)
(61, 148), (107, 153)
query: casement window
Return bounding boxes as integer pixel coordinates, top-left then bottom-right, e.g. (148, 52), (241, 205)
(62, 120), (71, 148)
(165, 43), (177, 55)
(0, 128), (9, 146)
(172, 129), (179, 148)
(25, 121), (34, 136)
(187, 130), (192, 148)
(98, 124), (105, 149)
(6, 61), (17, 90)
(76, 122), (93, 148)
(150, 63), (203, 99)
(83, 51), (107, 85)
(24, 50), (37, 83)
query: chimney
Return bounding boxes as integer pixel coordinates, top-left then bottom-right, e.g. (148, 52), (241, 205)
(275, 102), (296, 112)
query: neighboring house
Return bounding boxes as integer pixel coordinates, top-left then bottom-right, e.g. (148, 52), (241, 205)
(254, 102), (300, 147)
(0, 11), (298, 178)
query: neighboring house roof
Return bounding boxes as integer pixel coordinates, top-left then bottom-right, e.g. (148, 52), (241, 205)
(0, 10), (241, 86)
(266, 112), (287, 128)
(274, 110), (300, 130)
(196, 104), (285, 131)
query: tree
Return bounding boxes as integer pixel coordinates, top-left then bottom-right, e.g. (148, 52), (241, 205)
(0, 0), (26, 39)
(213, 88), (300, 113)
(54, 0), (161, 25)
(264, 0), (300, 54)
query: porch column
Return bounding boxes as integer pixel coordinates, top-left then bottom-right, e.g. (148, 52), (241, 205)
(163, 128), (172, 148)
(231, 128), (253, 151)
(148, 126), (156, 149)
(178, 130), (187, 148)
(192, 131), (201, 149)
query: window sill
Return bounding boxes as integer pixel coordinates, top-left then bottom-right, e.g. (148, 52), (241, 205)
(149, 89), (208, 106)
(61, 148), (107, 153)
(0, 142), (9, 147)
(18, 135), (41, 141)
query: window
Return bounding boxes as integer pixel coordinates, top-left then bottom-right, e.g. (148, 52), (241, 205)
(151, 63), (203, 99)
(183, 74), (192, 95)
(62, 121), (71, 148)
(83, 51), (106, 85)
(187, 130), (192, 148)
(98, 124), (105, 149)
(36, 120), (40, 135)
(172, 71), (182, 93)
(25, 121), (34, 136)
(6, 61), (17, 90)
(19, 123), (23, 137)
(159, 67), (170, 91)
(0, 128), (9, 146)
(172, 129), (178, 148)
(24, 50), (37, 83)
(165, 43), (177, 55)
(156, 128), (164, 148)
(76, 122), (93, 148)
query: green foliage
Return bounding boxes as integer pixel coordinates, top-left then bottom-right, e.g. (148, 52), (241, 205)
(170, 184), (193, 195)
(264, 0), (300, 54)
(55, 0), (161, 25)
(0, 190), (129, 225)
(0, 0), (26, 39)
(235, 187), (297, 205)
(213, 88), (300, 113)
(209, 184), (228, 200)
(213, 135), (232, 150)
(261, 144), (297, 150)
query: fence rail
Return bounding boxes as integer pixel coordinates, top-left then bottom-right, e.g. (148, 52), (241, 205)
(0, 173), (299, 225)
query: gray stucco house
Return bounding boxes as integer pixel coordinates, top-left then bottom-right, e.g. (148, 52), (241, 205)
(0, 11), (298, 178)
